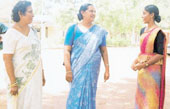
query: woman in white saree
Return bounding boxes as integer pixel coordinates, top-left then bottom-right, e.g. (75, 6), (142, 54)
(3, 1), (45, 109)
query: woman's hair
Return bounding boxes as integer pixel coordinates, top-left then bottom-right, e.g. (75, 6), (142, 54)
(77, 3), (93, 21)
(145, 5), (161, 23)
(12, 1), (32, 22)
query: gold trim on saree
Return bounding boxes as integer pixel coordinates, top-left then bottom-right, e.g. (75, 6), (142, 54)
(138, 27), (163, 65)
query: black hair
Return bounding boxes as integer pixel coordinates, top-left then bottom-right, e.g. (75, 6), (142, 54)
(145, 5), (161, 23)
(77, 3), (93, 21)
(12, 1), (32, 22)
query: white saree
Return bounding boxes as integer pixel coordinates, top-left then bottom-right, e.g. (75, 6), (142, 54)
(3, 27), (42, 109)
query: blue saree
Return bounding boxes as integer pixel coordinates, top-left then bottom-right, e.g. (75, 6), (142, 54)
(66, 24), (108, 109)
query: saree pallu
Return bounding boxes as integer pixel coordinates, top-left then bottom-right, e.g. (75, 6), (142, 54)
(66, 25), (107, 109)
(135, 28), (167, 109)
(5, 29), (42, 109)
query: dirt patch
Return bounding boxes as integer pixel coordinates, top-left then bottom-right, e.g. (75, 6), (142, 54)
(1, 78), (170, 109)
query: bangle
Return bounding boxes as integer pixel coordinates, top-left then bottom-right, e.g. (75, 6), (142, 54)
(105, 64), (109, 66)
(66, 71), (72, 73)
(9, 82), (18, 88)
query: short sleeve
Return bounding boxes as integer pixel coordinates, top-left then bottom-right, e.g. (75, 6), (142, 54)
(64, 24), (76, 46)
(153, 31), (165, 55)
(100, 31), (108, 47)
(100, 35), (106, 46)
(3, 30), (17, 54)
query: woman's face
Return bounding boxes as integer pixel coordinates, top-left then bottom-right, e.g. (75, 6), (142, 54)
(82, 5), (96, 22)
(142, 9), (154, 24)
(20, 6), (34, 24)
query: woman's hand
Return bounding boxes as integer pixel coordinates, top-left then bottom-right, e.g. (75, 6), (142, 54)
(131, 63), (137, 71)
(10, 85), (18, 96)
(135, 63), (145, 71)
(66, 72), (73, 82)
(104, 70), (110, 82)
(131, 58), (139, 71)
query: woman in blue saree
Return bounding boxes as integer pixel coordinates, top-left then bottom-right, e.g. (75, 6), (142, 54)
(64, 3), (110, 109)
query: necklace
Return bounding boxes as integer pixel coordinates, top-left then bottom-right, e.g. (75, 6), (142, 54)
(144, 26), (157, 33)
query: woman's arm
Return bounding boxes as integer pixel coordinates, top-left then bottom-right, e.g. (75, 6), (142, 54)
(135, 31), (165, 70)
(100, 46), (110, 82)
(3, 54), (16, 84)
(146, 31), (165, 65)
(64, 45), (73, 82)
(3, 54), (18, 95)
(146, 54), (163, 65)
(135, 54), (163, 70)
(100, 46), (109, 70)
(64, 46), (72, 71)
(131, 58), (139, 71)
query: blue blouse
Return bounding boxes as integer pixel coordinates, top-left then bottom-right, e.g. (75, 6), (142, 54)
(64, 24), (106, 46)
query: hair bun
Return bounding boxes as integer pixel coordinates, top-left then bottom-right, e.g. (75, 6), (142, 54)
(155, 15), (161, 23)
